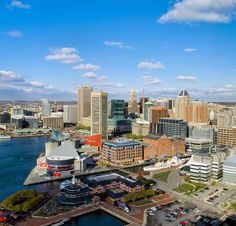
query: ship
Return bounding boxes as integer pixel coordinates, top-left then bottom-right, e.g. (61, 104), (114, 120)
(143, 156), (187, 172)
(0, 135), (11, 140)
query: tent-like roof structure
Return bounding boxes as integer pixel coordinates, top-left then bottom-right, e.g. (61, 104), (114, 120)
(47, 140), (79, 159)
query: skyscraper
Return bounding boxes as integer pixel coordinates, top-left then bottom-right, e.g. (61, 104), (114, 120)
(91, 91), (108, 139)
(175, 90), (191, 121)
(77, 86), (92, 123)
(186, 100), (208, 123)
(128, 88), (138, 114)
(63, 105), (78, 124)
(110, 99), (125, 120)
(41, 99), (51, 117)
(144, 101), (154, 121)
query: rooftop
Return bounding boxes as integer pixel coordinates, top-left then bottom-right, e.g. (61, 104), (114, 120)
(103, 138), (141, 147)
(178, 90), (190, 97)
(47, 140), (79, 159)
(224, 155), (236, 164)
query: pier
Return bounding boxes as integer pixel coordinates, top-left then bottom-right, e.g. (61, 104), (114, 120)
(24, 161), (154, 186)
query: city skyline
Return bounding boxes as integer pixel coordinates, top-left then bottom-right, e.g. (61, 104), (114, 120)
(0, 0), (236, 101)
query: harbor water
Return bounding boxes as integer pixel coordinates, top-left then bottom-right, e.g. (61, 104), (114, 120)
(0, 136), (50, 201)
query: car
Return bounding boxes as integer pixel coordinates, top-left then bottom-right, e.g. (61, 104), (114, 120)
(179, 220), (188, 225)
(148, 212), (154, 216)
(202, 218), (211, 223)
(150, 207), (157, 211)
(178, 212), (185, 217)
(156, 204), (165, 210)
(195, 215), (203, 220)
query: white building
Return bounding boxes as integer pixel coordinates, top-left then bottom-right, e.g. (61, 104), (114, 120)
(189, 151), (226, 183)
(41, 99), (51, 117)
(63, 105), (78, 124)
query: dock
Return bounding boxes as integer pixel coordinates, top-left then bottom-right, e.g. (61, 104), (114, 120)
(24, 161), (155, 186)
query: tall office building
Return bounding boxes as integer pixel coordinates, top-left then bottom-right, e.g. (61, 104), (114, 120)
(78, 85), (92, 123)
(91, 91), (108, 139)
(41, 99), (51, 117)
(63, 105), (78, 124)
(186, 101), (208, 123)
(144, 102), (154, 121)
(110, 99), (125, 120)
(128, 88), (138, 114)
(175, 90), (191, 121)
(139, 97), (149, 114)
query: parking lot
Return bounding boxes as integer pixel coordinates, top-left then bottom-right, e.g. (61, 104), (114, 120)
(191, 184), (236, 206)
(146, 201), (220, 226)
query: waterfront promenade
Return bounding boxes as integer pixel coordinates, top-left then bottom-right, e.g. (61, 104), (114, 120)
(16, 194), (175, 226)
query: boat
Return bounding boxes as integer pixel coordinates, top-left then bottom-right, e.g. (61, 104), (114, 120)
(143, 156), (187, 172)
(0, 135), (11, 140)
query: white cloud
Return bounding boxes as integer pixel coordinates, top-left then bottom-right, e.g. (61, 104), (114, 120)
(137, 60), (165, 69)
(30, 81), (44, 87)
(184, 48), (197, 52)
(98, 82), (125, 88)
(7, 0), (31, 9)
(81, 72), (97, 79)
(104, 40), (133, 49)
(1, 30), (23, 38)
(141, 76), (161, 84)
(223, 84), (235, 88)
(95, 75), (107, 81)
(176, 75), (197, 82)
(81, 72), (107, 81)
(45, 47), (83, 64)
(158, 0), (236, 24)
(104, 41), (123, 46)
(73, 63), (101, 71)
(0, 70), (17, 79)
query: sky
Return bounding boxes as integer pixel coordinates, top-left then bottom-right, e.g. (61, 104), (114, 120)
(0, 0), (236, 101)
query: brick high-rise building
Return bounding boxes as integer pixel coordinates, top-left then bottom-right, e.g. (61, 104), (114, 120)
(150, 107), (168, 133)
(217, 127), (236, 147)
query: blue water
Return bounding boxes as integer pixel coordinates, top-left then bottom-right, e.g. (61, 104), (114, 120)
(0, 136), (50, 201)
(63, 209), (127, 226)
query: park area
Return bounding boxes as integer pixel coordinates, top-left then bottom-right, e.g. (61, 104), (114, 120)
(174, 182), (206, 195)
(153, 170), (171, 182)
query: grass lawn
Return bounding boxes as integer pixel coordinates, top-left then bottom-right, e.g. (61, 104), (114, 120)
(131, 199), (152, 206)
(174, 183), (195, 194)
(228, 202), (236, 211)
(174, 182), (206, 195)
(153, 170), (171, 182)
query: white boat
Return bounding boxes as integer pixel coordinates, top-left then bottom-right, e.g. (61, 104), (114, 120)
(143, 156), (186, 172)
(0, 135), (11, 140)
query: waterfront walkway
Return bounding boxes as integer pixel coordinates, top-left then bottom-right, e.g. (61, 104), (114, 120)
(16, 202), (143, 226)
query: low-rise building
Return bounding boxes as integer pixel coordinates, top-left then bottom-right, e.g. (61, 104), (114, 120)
(42, 115), (64, 129)
(185, 138), (212, 153)
(131, 119), (150, 136)
(143, 135), (185, 160)
(102, 139), (143, 166)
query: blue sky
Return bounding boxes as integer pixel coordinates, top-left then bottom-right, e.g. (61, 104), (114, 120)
(0, 0), (236, 101)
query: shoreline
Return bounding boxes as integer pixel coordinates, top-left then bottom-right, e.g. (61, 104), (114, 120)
(11, 134), (51, 139)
